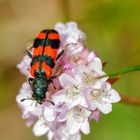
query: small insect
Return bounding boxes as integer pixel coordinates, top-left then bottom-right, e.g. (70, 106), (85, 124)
(22, 29), (64, 104)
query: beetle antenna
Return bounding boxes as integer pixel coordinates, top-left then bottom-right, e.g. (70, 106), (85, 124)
(20, 97), (34, 102)
(45, 100), (55, 105)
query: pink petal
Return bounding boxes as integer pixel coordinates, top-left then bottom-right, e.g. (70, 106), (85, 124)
(90, 109), (100, 121)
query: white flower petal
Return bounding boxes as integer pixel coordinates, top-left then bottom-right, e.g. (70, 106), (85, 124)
(89, 57), (102, 72)
(70, 133), (81, 140)
(67, 119), (81, 135)
(83, 108), (92, 117)
(30, 107), (42, 116)
(66, 21), (77, 29)
(66, 32), (79, 44)
(73, 65), (88, 76)
(80, 119), (90, 135)
(52, 89), (66, 105)
(44, 106), (56, 122)
(16, 93), (34, 108)
(55, 22), (65, 33)
(74, 74), (82, 85)
(33, 119), (49, 136)
(59, 73), (77, 87)
(68, 97), (81, 109)
(48, 130), (54, 140)
(107, 89), (121, 103)
(105, 82), (112, 91)
(66, 43), (84, 56)
(22, 103), (42, 119)
(80, 96), (88, 108)
(93, 81), (102, 89)
(87, 52), (96, 62)
(95, 101), (112, 114)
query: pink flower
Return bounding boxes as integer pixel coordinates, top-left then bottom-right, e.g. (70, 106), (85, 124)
(84, 82), (120, 114)
(65, 106), (91, 135)
(52, 73), (87, 109)
(17, 21), (121, 140)
(55, 22), (86, 46)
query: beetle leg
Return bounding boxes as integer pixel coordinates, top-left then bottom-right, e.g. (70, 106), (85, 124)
(50, 75), (57, 79)
(25, 44), (33, 58)
(51, 80), (56, 90)
(28, 78), (34, 84)
(28, 78), (35, 89)
(47, 76), (57, 89)
(25, 49), (32, 58)
(56, 50), (64, 60)
(56, 43), (77, 60)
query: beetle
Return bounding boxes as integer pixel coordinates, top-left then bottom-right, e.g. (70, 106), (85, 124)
(22, 29), (64, 104)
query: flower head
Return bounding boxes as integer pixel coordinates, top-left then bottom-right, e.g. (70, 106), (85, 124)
(17, 21), (121, 140)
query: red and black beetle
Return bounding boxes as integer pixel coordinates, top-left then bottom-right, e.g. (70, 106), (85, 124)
(24, 29), (64, 104)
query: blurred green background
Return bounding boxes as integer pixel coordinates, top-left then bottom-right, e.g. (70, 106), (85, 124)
(0, 0), (140, 140)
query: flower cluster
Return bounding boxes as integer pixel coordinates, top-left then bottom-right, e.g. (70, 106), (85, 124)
(16, 22), (121, 140)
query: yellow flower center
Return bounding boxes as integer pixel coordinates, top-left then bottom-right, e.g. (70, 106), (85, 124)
(90, 89), (101, 99)
(83, 72), (97, 85)
(66, 85), (80, 99)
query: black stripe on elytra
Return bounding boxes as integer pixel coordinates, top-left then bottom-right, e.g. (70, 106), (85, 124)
(33, 38), (47, 48)
(31, 55), (55, 68)
(48, 39), (60, 49)
(31, 55), (40, 66)
(44, 55), (55, 68)
(33, 38), (60, 49)
(41, 29), (58, 34)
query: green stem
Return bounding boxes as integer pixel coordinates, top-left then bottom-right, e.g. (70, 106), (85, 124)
(98, 66), (140, 106)
(100, 65), (140, 78)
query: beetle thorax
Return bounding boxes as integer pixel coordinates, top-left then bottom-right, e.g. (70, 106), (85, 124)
(32, 73), (48, 104)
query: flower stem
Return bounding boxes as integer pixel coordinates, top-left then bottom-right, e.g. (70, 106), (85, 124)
(120, 94), (140, 106)
(100, 65), (140, 78)
(99, 65), (140, 106)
